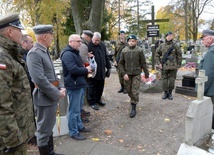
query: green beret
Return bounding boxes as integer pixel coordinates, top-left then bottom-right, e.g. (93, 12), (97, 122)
(82, 30), (93, 38)
(165, 31), (173, 37)
(127, 34), (137, 42)
(118, 30), (125, 35)
(0, 13), (24, 30)
(201, 29), (214, 38)
(33, 25), (54, 35)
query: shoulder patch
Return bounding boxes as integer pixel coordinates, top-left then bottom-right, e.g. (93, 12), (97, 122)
(0, 64), (6, 70)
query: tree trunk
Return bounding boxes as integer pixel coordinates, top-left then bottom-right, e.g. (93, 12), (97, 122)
(70, 0), (84, 34)
(88, 0), (105, 32)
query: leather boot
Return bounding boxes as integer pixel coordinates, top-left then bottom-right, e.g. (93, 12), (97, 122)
(168, 90), (173, 100)
(48, 135), (64, 155)
(129, 103), (136, 118)
(123, 89), (127, 94)
(38, 145), (50, 155)
(162, 91), (169, 99)
(118, 84), (124, 93)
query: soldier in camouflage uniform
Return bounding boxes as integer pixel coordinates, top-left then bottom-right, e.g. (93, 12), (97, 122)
(155, 31), (182, 100)
(0, 13), (35, 155)
(118, 35), (149, 118)
(113, 30), (127, 94)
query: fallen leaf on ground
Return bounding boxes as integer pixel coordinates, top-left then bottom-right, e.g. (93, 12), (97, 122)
(164, 118), (170, 122)
(104, 130), (112, 135)
(91, 138), (100, 141)
(159, 130), (163, 133)
(137, 145), (143, 149)
(119, 139), (124, 143)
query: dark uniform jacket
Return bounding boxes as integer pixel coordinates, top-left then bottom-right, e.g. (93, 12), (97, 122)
(27, 42), (63, 107)
(114, 40), (126, 63)
(155, 40), (182, 70)
(0, 35), (35, 150)
(118, 45), (149, 77)
(199, 45), (214, 96)
(88, 41), (111, 80)
(60, 45), (88, 90)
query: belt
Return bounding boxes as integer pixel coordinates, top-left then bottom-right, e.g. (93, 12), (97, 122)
(34, 81), (59, 88)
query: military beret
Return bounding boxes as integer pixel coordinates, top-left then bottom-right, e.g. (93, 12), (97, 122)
(165, 31), (173, 37)
(82, 30), (93, 38)
(118, 30), (125, 35)
(200, 29), (214, 38)
(0, 13), (24, 30)
(127, 34), (137, 42)
(33, 24), (54, 35)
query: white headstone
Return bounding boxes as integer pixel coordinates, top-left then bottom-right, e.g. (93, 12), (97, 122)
(185, 97), (212, 145)
(185, 70), (212, 145)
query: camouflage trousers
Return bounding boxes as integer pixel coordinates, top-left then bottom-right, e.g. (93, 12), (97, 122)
(0, 143), (28, 155)
(124, 75), (141, 104)
(161, 69), (177, 91)
(116, 68), (125, 85)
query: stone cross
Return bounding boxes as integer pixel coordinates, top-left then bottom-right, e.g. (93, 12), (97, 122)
(195, 70), (208, 100)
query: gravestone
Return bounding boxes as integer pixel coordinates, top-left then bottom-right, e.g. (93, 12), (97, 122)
(175, 71), (197, 97)
(53, 59), (69, 137)
(177, 70), (213, 155)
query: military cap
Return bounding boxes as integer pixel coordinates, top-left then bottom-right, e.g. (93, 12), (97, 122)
(82, 30), (93, 38)
(118, 30), (125, 35)
(0, 13), (24, 30)
(200, 29), (214, 38)
(127, 34), (137, 42)
(165, 31), (173, 37)
(33, 25), (54, 35)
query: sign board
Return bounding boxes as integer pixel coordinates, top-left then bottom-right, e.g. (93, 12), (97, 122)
(147, 25), (159, 37)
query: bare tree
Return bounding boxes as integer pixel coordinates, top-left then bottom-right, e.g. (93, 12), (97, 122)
(168, 0), (213, 42)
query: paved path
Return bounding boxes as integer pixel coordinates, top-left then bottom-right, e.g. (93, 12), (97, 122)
(55, 138), (142, 155)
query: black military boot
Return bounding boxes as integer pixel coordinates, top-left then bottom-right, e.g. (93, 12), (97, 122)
(118, 84), (124, 93)
(168, 90), (173, 100)
(38, 145), (50, 155)
(123, 89), (127, 94)
(48, 135), (64, 155)
(162, 91), (169, 99)
(129, 103), (136, 118)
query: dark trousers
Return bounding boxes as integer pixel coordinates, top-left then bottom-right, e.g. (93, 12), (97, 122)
(88, 78), (105, 105)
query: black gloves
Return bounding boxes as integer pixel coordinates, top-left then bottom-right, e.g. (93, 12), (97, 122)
(4, 144), (22, 153)
(28, 135), (37, 146)
(105, 69), (111, 77)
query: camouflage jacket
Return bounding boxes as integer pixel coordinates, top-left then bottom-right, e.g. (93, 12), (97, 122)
(155, 40), (182, 70)
(118, 45), (149, 77)
(114, 40), (127, 63)
(0, 35), (35, 150)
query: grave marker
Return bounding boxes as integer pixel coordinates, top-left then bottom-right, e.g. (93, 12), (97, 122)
(178, 70), (213, 155)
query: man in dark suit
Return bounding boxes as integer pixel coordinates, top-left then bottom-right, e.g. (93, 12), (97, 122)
(27, 25), (66, 155)
(87, 32), (112, 110)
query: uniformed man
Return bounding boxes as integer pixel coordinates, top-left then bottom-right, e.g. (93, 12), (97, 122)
(27, 25), (66, 155)
(79, 30), (94, 123)
(155, 31), (182, 100)
(114, 30), (127, 94)
(199, 29), (214, 128)
(0, 13), (35, 155)
(118, 34), (149, 118)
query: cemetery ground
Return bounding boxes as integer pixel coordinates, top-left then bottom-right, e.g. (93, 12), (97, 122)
(28, 70), (205, 155)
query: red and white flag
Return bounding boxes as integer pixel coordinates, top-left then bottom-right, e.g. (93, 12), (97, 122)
(0, 64), (6, 70)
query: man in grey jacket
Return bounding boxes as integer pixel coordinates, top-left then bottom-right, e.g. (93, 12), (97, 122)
(27, 25), (66, 155)
(199, 29), (214, 128)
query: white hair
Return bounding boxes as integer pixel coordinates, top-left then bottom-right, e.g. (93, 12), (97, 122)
(93, 32), (101, 39)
